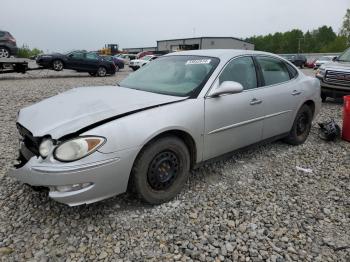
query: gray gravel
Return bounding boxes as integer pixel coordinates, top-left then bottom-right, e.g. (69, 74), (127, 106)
(0, 68), (349, 261)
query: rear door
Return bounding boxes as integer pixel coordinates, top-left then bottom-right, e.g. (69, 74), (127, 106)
(204, 56), (265, 160)
(254, 56), (301, 139)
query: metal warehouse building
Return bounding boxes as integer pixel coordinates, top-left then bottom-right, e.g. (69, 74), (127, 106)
(157, 37), (254, 52)
(122, 47), (157, 53)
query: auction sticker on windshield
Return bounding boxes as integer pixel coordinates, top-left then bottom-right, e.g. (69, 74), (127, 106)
(186, 59), (211, 65)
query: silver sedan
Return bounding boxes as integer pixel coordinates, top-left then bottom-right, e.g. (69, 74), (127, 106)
(10, 50), (321, 206)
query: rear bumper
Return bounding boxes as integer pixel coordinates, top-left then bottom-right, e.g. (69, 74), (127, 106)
(9, 148), (139, 206)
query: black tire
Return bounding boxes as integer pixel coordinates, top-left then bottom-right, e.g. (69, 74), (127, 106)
(0, 47), (10, 58)
(284, 105), (313, 145)
(96, 66), (107, 77)
(130, 66), (137, 71)
(89, 72), (96, 76)
(299, 64), (304, 69)
(321, 93), (327, 102)
(129, 136), (190, 204)
(52, 60), (64, 71)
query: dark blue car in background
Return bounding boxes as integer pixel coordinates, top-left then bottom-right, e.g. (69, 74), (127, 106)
(36, 50), (116, 77)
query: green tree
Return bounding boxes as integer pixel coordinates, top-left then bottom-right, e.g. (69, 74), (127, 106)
(17, 44), (43, 58)
(321, 36), (348, 52)
(340, 8), (350, 44)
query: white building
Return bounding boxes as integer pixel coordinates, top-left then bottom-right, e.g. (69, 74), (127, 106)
(157, 37), (254, 52)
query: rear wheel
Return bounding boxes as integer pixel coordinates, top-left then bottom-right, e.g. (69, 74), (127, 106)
(129, 136), (190, 204)
(284, 105), (313, 145)
(96, 66), (107, 77)
(0, 47), (10, 58)
(52, 60), (64, 71)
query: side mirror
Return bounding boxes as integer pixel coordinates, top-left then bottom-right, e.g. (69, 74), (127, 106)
(332, 56), (338, 62)
(209, 81), (243, 97)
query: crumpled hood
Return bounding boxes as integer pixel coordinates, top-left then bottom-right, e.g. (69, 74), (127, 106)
(17, 86), (185, 139)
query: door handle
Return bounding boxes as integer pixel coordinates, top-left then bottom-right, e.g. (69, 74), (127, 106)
(250, 98), (263, 105)
(291, 90), (302, 96)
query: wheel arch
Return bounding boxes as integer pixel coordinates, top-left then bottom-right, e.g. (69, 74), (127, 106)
(136, 129), (197, 170)
(51, 58), (65, 67)
(303, 100), (315, 117)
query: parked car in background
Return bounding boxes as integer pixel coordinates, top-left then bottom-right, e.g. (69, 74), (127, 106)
(314, 56), (334, 69)
(316, 48), (350, 102)
(11, 49), (320, 206)
(305, 58), (317, 69)
(116, 54), (137, 65)
(100, 55), (125, 71)
(136, 50), (169, 59)
(36, 50), (116, 76)
(283, 54), (307, 68)
(129, 55), (160, 71)
(0, 30), (18, 58)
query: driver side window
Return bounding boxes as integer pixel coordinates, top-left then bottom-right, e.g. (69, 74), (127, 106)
(219, 56), (257, 90)
(70, 52), (84, 59)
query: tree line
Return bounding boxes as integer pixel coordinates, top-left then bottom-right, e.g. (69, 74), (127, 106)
(246, 9), (350, 54)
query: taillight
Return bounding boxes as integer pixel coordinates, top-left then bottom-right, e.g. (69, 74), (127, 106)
(6, 36), (16, 43)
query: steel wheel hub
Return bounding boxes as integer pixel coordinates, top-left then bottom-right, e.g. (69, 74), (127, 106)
(147, 151), (179, 190)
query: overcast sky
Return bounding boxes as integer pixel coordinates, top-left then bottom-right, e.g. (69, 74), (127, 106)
(1, 0), (348, 52)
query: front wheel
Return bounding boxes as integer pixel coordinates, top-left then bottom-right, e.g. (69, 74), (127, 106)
(96, 66), (107, 77)
(52, 60), (64, 71)
(284, 105), (313, 145)
(129, 136), (190, 204)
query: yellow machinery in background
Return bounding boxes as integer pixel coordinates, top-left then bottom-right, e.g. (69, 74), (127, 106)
(99, 44), (120, 56)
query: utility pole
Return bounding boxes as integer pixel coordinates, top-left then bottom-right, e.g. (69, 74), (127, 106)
(297, 37), (304, 53)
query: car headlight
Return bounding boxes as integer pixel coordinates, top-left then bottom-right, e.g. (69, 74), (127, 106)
(39, 139), (54, 158)
(54, 136), (106, 162)
(316, 68), (325, 78)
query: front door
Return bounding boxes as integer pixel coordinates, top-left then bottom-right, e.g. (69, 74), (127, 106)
(204, 56), (264, 160)
(67, 51), (86, 70)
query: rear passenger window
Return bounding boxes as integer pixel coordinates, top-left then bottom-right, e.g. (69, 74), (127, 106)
(219, 56), (257, 90)
(286, 63), (298, 79)
(256, 56), (291, 86)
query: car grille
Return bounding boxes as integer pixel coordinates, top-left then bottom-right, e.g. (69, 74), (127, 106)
(325, 70), (350, 87)
(17, 123), (41, 156)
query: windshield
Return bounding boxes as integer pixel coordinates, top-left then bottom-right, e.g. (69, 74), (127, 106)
(120, 55), (220, 97)
(338, 48), (350, 62)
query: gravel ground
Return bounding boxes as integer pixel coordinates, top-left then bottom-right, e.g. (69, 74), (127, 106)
(0, 68), (349, 261)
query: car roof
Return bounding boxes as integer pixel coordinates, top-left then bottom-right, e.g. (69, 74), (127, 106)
(166, 49), (279, 60)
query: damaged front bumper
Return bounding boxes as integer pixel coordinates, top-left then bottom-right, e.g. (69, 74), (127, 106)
(9, 146), (140, 206)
